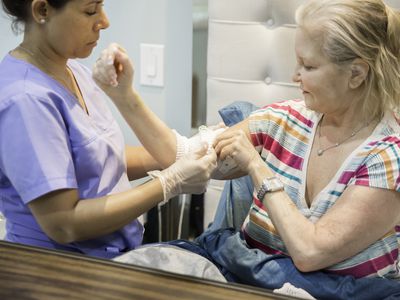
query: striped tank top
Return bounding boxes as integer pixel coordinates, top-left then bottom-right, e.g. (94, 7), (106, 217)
(242, 100), (400, 278)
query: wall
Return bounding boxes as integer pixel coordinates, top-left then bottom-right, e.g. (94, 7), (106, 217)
(192, 0), (208, 128)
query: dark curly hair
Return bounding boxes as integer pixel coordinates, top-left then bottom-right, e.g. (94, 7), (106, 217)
(2, 0), (72, 33)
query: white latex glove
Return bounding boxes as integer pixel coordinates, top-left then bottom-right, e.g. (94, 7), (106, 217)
(92, 43), (135, 104)
(93, 43), (120, 87)
(174, 123), (227, 160)
(148, 145), (217, 205)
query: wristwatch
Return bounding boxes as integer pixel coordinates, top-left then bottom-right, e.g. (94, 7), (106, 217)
(256, 176), (284, 200)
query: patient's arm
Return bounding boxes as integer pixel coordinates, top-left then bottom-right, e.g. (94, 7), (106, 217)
(265, 181), (400, 272)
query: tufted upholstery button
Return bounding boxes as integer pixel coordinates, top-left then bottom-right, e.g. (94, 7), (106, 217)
(207, 0), (303, 125)
(266, 18), (275, 27)
(264, 77), (272, 85)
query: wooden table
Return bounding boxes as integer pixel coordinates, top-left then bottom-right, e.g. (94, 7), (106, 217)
(0, 241), (299, 300)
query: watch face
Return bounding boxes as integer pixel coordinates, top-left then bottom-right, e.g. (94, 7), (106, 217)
(257, 177), (284, 200)
(265, 177), (284, 192)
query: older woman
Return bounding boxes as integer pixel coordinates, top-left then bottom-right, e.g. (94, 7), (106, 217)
(92, 0), (400, 280)
(0, 0), (216, 258)
(213, 0), (400, 279)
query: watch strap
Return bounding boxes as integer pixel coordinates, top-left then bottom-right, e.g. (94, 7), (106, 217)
(256, 176), (284, 200)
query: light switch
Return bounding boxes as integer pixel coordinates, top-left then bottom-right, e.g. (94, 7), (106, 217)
(140, 43), (164, 87)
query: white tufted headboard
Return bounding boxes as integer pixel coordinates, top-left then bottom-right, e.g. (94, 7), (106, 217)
(204, 0), (305, 230)
(206, 0), (304, 125)
(203, 0), (400, 230)
(206, 0), (400, 125)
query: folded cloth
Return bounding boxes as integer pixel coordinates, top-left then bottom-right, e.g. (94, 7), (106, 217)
(113, 244), (227, 283)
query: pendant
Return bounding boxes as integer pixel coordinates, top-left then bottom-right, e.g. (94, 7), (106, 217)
(317, 149), (324, 156)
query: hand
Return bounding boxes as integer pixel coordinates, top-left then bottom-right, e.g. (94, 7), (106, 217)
(197, 123), (227, 153)
(213, 129), (260, 174)
(92, 43), (135, 102)
(148, 145), (217, 203)
(174, 123), (227, 160)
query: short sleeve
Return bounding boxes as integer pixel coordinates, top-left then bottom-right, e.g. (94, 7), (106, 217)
(0, 93), (77, 203)
(350, 139), (400, 192)
(248, 107), (272, 151)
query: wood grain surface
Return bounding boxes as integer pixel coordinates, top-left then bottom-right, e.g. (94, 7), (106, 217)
(0, 240), (298, 300)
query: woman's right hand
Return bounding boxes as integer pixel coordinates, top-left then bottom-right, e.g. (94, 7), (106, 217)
(213, 129), (260, 174)
(92, 43), (135, 104)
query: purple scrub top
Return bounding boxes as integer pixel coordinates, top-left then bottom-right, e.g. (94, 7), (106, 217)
(0, 54), (143, 258)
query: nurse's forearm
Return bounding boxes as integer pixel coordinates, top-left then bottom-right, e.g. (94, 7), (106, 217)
(73, 180), (163, 242)
(125, 145), (161, 180)
(29, 180), (164, 244)
(113, 88), (177, 168)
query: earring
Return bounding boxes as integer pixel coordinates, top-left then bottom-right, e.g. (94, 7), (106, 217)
(39, 19), (46, 24)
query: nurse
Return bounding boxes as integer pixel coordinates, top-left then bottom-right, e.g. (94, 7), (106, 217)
(0, 0), (217, 258)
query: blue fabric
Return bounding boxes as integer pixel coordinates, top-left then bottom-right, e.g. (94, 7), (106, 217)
(204, 101), (256, 232)
(205, 175), (253, 232)
(169, 100), (400, 299)
(218, 101), (259, 127)
(171, 229), (400, 300)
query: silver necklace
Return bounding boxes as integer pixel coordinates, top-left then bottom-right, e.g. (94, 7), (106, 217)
(17, 44), (36, 57)
(17, 44), (74, 92)
(317, 116), (369, 156)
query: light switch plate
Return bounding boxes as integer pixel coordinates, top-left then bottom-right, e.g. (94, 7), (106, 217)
(140, 43), (164, 87)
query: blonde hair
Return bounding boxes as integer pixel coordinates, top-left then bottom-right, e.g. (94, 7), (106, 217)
(296, 0), (400, 121)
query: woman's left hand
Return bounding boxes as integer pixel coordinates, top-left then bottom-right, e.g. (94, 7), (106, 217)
(92, 43), (134, 100)
(213, 129), (260, 174)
